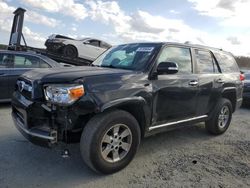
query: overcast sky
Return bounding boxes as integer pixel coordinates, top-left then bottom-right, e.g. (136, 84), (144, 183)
(0, 0), (249, 56)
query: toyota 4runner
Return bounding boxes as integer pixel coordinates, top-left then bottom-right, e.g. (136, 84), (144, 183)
(12, 42), (244, 174)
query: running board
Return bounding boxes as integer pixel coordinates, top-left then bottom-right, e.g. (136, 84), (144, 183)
(149, 115), (208, 131)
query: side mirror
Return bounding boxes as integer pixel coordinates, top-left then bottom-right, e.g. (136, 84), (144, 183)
(83, 41), (90, 45)
(157, 62), (178, 75)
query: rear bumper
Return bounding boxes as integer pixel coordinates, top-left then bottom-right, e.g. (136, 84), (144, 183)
(236, 98), (243, 109)
(243, 91), (250, 101)
(243, 89), (250, 97)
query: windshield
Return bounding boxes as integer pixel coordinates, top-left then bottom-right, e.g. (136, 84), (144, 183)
(92, 43), (160, 71)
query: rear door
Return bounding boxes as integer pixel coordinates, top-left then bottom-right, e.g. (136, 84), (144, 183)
(0, 53), (11, 101)
(194, 49), (222, 116)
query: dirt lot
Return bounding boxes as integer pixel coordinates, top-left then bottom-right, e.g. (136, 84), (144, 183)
(0, 104), (249, 188)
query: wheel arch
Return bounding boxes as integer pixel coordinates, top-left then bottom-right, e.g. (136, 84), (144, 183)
(100, 97), (151, 137)
(221, 88), (237, 112)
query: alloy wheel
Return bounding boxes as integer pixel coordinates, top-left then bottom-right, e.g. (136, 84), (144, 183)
(218, 105), (230, 128)
(100, 124), (132, 163)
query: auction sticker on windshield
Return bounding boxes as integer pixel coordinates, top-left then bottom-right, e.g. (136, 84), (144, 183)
(136, 47), (154, 52)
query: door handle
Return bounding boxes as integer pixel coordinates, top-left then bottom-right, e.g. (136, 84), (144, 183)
(189, 80), (198, 86)
(216, 78), (224, 83)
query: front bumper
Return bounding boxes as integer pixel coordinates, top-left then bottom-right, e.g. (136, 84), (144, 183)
(12, 111), (57, 147)
(45, 40), (65, 52)
(11, 85), (97, 147)
(12, 92), (58, 147)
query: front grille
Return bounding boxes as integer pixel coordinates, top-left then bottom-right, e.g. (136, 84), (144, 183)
(21, 89), (32, 99)
(16, 78), (33, 99)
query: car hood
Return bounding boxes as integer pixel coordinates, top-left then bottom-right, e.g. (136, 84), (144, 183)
(21, 66), (134, 83)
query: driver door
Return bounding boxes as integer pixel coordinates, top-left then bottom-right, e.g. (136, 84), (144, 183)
(79, 40), (105, 60)
(151, 46), (199, 125)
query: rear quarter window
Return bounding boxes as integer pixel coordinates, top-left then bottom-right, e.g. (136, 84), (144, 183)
(39, 60), (51, 68)
(213, 51), (239, 73)
(195, 49), (219, 74)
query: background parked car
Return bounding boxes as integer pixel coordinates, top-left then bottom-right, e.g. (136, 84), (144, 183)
(45, 35), (111, 60)
(243, 70), (250, 104)
(0, 50), (63, 102)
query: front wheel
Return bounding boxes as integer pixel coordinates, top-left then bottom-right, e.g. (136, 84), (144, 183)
(80, 110), (141, 174)
(205, 98), (233, 135)
(63, 45), (78, 58)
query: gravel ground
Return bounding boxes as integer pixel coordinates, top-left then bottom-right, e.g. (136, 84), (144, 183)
(0, 104), (249, 188)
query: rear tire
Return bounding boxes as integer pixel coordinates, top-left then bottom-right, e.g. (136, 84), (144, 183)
(80, 110), (141, 174)
(205, 98), (233, 135)
(63, 45), (78, 58)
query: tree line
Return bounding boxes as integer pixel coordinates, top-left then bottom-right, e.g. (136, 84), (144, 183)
(235, 56), (250, 69)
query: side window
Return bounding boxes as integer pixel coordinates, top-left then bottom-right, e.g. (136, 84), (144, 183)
(13, 55), (40, 68)
(195, 50), (219, 73)
(213, 52), (239, 73)
(157, 46), (192, 74)
(88, 40), (100, 47)
(0, 54), (12, 68)
(100, 42), (111, 49)
(39, 60), (51, 68)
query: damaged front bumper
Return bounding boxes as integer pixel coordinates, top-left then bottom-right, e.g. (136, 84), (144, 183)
(45, 39), (65, 52)
(11, 91), (58, 147)
(12, 111), (57, 147)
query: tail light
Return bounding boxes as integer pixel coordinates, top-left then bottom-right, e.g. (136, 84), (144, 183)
(240, 73), (245, 81)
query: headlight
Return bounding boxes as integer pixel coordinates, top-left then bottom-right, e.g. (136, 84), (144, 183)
(44, 84), (84, 105)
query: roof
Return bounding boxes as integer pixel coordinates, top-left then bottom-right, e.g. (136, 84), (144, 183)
(117, 42), (231, 54)
(79, 37), (111, 44)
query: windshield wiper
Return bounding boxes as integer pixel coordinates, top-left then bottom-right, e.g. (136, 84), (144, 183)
(100, 64), (117, 68)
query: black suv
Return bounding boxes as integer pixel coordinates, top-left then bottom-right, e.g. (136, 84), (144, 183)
(12, 42), (244, 174)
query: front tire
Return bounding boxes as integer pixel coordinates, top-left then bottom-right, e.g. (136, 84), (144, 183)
(80, 110), (141, 174)
(205, 98), (233, 135)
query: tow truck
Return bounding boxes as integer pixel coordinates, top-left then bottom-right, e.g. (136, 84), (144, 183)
(7, 7), (93, 66)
